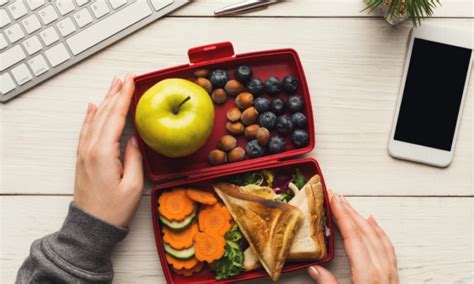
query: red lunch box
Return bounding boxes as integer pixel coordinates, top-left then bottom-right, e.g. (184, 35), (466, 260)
(130, 42), (335, 283)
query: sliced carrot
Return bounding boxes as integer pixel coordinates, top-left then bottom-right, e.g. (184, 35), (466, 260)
(186, 189), (217, 205)
(198, 203), (232, 235)
(193, 232), (226, 263)
(172, 261), (204, 277)
(159, 189), (195, 221)
(163, 222), (199, 250)
(166, 254), (199, 270)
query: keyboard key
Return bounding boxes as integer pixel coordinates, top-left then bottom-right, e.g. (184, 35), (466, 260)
(55, 0), (75, 16)
(0, 73), (16, 95)
(45, 43), (70, 66)
(39, 26), (59, 46)
(7, 1), (28, 19)
(5, 23), (24, 43)
(38, 5), (59, 25)
(109, 0), (127, 9)
(0, 0), (8, 6)
(23, 35), (42, 55)
(28, 54), (49, 76)
(0, 9), (11, 28)
(67, 1), (151, 55)
(22, 14), (42, 34)
(151, 0), (173, 11)
(73, 8), (93, 28)
(25, 0), (45, 10)
(0, 45), (26, 71)
(91, 0), (109, 19)
(0, 33), (7, 49)
(11, 63), (32, 85)
(75, 0), (89, 7)
(57, 17), (76, 37)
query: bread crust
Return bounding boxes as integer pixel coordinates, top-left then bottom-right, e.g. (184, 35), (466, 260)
(213, 183), (303, 281)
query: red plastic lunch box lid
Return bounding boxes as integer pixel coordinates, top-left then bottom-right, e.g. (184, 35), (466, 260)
(131, 42), (316, 185)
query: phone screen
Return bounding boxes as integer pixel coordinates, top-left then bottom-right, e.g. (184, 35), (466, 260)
(394, 38), (472, 151)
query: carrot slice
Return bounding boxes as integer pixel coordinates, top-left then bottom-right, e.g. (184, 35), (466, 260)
(172, 261), (204, 277)
(166, 254), (199, 270)
(163, 222), (199, 250)
(186, 189), (217, 205)
(193, 232), (226, 263)
(159, 189), (195, 221)
(198, 203), (232, 235)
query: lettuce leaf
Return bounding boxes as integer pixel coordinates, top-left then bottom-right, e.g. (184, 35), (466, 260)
(210, 225), (244, 280)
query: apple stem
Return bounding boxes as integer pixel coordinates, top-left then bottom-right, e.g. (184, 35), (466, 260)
(173, 96), (191, 114)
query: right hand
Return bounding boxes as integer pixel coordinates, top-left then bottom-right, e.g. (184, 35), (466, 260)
(307, 192), (399, 284)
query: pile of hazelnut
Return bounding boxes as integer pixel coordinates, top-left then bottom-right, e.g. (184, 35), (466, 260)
(191, 65), (309, 166)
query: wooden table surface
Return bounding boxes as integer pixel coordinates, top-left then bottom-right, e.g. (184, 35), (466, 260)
(1, 1), (473, 283)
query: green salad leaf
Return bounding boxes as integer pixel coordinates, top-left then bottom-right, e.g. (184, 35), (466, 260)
(262, 169), (274, 187)
(210, 225), (244, 280)
(293, 168), (306, 189)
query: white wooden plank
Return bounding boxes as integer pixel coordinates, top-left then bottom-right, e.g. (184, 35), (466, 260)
(0, 18), (472, 196)
(0, 196), (473, 283)
(173, 0), (474, 18)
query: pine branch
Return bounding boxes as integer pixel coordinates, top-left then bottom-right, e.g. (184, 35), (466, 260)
(364, 0), (442, 25)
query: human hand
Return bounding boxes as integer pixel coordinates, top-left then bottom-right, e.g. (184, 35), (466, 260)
(74, 74), (144, 228)
(308, 192), (399, 284)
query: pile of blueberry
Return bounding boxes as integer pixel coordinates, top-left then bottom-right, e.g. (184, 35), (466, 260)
(201, 65), (310, 165)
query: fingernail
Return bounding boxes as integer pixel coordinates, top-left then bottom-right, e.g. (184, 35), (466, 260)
(130, 136), (138, 147)
(111, 77), (118, 87)
(368, 215), (378, 225)
(308, 266), (319, 280)
(87, 102), (92, 112)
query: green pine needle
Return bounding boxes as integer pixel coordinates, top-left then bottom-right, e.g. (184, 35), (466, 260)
(364, 0), (441, 25)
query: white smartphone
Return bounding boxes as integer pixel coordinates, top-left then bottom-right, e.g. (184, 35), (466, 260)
(388, 24), (473, 167)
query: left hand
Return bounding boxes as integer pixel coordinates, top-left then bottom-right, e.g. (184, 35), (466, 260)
(74, 74), (144, 228)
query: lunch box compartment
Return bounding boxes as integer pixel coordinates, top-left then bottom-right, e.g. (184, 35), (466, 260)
(130, 42), (333, 283)
(131, 42), (315, 183)
(151, 158), (335, 284)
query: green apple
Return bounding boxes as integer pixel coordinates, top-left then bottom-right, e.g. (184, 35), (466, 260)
(135, 78), (215, 158)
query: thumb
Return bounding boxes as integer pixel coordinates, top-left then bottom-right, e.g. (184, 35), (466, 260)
(308, 265), (338, 284)
(121, 136), (144, 192)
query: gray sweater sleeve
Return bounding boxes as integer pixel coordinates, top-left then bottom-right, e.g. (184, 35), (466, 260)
(16, 202), (128, 283)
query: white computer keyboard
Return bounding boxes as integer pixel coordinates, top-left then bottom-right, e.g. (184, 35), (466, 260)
(0, 0), (189, 102)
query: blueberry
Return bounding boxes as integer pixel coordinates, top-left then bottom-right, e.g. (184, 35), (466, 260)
(276, 115), (294, 136)
(258, 112), (277, 130)
(292, 129), (309, 148)
(268, 136), (286, 154)
(247, 78), (265, 96)
(291, 112), (308, 129)
(282, 75), (298, 94)
(254, 97), (270, 113)
(209, 69), (229, 88)
(264, 76), (282, 96)
(235, 65), (252, 83)
(246, 140), (265, 158)
(287, 95), (304, 113)
(271, 98), (285, 115)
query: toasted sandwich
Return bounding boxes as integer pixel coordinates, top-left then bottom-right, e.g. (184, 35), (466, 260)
(243, 175), (327, 271)
(213, 183), (303, 281)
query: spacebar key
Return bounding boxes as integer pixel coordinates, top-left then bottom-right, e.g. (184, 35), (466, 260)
(66, 1), (152, 55)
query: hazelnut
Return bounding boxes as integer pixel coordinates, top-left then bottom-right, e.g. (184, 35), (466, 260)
(226, 121), (244, 135)
(218, 135), (237, 152)
(195, 77), (212, 93)
(194, 69), (210, 78)
(227, 107), (241, 122)
(241, 107), (258, 125)
(211, 88), (227, 104)
(257, 127), (270, 146)
(224, 80), (244, 96)
(209, 149), (227, 165)
(235, 92), (254, 110)
(228, 147), (246, 163)
(244, 124), (260, 139)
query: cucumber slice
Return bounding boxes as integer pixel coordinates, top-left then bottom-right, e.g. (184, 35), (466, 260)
(159, 210), (196, 230)
(164, 244), (195, 259)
